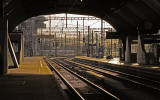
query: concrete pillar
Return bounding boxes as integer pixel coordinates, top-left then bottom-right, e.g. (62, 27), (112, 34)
(17, 33), (24, 64)
(125, 36), (131, 63)
(0, 19), (8, 74)
(152, 44), (159, 64)
(0, 0), (3, 18)
(137, 34), (146, 64)
(20, 33), (24, 63)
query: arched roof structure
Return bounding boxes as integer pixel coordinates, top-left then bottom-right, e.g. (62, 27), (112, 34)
(3, 0), (160, 35)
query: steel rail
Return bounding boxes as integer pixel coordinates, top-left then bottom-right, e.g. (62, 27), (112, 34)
(68, 59), (160, 92)
(73, 59), (160, 84)
(52, 59), (120, 100)
(45, 59), (85, 100)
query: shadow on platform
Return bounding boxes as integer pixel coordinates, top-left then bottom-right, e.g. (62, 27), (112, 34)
(0, 73), (67, 100)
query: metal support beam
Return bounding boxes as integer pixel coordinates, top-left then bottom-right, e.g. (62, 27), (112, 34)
(106, 32), (121, 39)
(9, 32), (24, 64)
(8, 35), (19, 68)
(43, 27), (109, 31)
(45, 17), (99, 20)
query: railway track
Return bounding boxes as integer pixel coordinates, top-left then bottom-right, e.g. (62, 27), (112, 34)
(68, 58), (160, 92)
(44, 58), (120, 100)
(49, 57), (160, 100)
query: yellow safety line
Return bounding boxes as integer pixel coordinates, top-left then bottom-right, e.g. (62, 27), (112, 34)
(86, 71), (104, 78)
(151, 67), (160, 69)
(75, 56), (111, 63)
(40, 60), (43, 67)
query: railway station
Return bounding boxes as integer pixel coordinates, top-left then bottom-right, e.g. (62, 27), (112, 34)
(0, 0), (160, 100)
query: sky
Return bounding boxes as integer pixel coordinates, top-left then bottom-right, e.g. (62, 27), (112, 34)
(44, 13), (113, 29)
(36, 13), (115, 36)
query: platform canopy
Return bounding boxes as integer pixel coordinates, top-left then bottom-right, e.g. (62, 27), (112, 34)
(3, 0), (160, 35)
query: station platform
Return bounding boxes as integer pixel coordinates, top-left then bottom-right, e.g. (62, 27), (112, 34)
(0, 57), (68, 100)
(74, 56), (160, 81)
(73, 56), (160, 78)
(75, 56), (160, 70)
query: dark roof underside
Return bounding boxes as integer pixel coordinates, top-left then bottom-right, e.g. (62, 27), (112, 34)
(4, 0), (160, 34)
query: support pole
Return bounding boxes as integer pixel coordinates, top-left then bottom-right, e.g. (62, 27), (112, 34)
(61, 26), (63, 49)
(66, 13), (67, 28)
(30, 20), (33, 56)
(79, 31), (81, 55)
(83, 17), (85, 55)
(49, 15), (51, 56)
(91, 31), (94, 56)
(87, 26), (90, 57)
(77, 21), (79, 56)
(65, 33), (66, 54)
(55, 32), (57, 57)
(96, 33), (98, 57)
(101, 19), (104, 58)
(68, 30), (70, 46)
(61, 32), (62, 48)
(74, 35), (75, 54)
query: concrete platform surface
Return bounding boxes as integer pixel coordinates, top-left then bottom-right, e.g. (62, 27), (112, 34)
(0, 57), (68, 100)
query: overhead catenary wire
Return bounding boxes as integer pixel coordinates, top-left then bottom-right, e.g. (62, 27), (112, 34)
(89, 20), (100, 26)
(68, 0), (77, 13)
